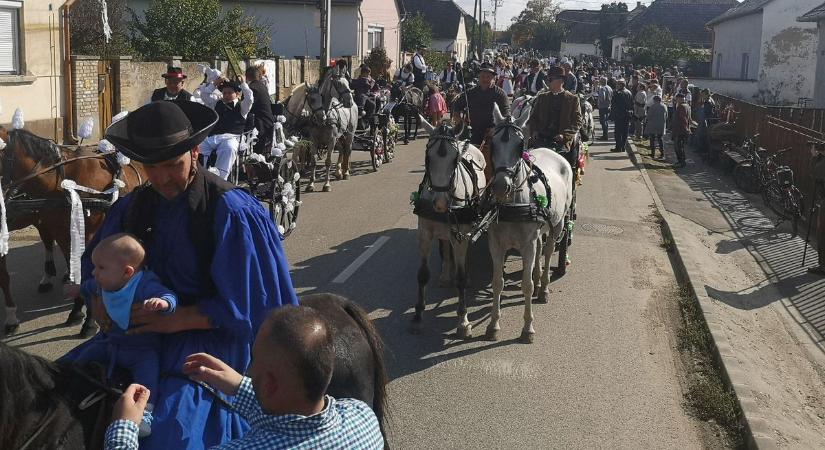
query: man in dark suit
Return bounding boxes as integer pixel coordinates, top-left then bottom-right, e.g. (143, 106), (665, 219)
(150, 66), (193, 102)
(245, 65), (274, 155)
(610, 78), (633, 153)
(524, 60), (547, 96)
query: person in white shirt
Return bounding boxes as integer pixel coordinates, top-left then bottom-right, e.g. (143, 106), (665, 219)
(395, 64), (415, 87)
(412, 47), (427, 90)
(198, 76), (254, 180)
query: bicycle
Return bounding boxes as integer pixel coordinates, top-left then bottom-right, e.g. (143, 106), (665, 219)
(733, 135), (805, 236)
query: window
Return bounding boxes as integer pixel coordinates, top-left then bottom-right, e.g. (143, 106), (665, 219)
(740, 53), (749, 80)
(715, 53), (722, 78)
(0, 2), (21, 74)
(368, 26), (384, 51)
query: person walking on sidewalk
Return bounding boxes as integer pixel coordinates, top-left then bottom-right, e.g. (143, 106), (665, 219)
(633, 82), (647, 139)
(610, 78), (633, 153)
(645, 95), (667, 159)
(671, 93), (691, 168)
(808, 141), (825, 275)
(595, 77), (612, 140)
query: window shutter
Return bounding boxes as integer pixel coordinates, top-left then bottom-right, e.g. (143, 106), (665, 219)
(0, 8), (17, 73)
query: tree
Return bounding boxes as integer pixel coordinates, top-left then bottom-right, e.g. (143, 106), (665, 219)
(531, 21), (565, 53)
(599, 2), (628, 58)
(626, 25), (702, 68)
(512, 0), (559, 28)
(401, 12), (432, 52)
(129, 0), (272, 60)
(364, 47), (393, 81)
(507, 0), (562, 52)
(71, 0), (135, 57)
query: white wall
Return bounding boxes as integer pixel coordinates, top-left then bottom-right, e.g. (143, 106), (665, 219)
(611, 36), (627, 61)
(560, 42), (598, 58)
(693, 78), (760, 102)
(710, 12), (762, 80)
(755, 0), (820, 105)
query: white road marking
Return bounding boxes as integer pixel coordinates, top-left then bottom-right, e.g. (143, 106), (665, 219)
(25, 302), (75, 313)
(332, 236), (390, 283)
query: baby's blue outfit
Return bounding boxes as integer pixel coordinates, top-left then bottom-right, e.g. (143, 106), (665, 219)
(70, 269), (177, 400)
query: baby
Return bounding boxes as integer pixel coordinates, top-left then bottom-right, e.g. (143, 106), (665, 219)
(65, 233), (177, 437)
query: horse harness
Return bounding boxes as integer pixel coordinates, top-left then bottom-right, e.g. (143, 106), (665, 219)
(3, 130), (142, 216)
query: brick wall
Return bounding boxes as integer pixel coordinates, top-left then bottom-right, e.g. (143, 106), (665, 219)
(72, 55), (101, 141)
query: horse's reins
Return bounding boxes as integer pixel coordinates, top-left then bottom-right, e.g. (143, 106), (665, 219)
(4, 153), (118, 195)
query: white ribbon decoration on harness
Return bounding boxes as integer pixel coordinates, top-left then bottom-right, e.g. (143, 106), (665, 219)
(0, 178), (9, 257)
(61, 179), (125, 283)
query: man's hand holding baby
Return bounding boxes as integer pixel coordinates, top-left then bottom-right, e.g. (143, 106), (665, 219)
(182, 353), (243, 395)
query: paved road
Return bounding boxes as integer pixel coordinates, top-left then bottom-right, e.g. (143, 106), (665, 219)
(3, 135), (709, 448)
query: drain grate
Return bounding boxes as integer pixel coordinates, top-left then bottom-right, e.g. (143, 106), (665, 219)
(578, 222), (624, 235)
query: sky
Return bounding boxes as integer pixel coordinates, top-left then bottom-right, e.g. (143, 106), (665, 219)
(452, 0), (656, 30)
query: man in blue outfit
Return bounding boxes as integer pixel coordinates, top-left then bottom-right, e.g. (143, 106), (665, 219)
(60, 99), (299, 449)
(104, 306), (383, 450)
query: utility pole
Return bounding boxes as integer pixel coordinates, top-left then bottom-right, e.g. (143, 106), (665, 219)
(491, 0), (502, 37)
(320, 0), (332, 66)
(470, 0), (478, 59)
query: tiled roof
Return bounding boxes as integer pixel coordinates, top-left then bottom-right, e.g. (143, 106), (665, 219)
(706, 0), (773, 27)
(269, 0), (360, 5)
(557, 9), (602, 45)
(629, 0), (738, 46)
(403, 0), (467, 40)
(798, 1), (825, 22)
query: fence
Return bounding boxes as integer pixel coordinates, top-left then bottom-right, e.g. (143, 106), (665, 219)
(711, 93), (825, 205)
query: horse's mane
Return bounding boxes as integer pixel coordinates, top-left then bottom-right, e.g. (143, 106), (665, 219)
(0, 343), (61, 442)
(8, 129), (63, 166)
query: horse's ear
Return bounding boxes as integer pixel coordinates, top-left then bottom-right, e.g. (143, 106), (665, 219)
(492, 103), (504, 126)
(516, 108), (530, 129)
(420, 115), (436, 134)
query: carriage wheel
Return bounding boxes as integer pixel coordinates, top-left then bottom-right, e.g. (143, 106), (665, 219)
(270, 158), (301, 238)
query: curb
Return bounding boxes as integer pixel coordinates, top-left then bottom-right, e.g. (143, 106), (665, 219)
(624, 140), (777, 450)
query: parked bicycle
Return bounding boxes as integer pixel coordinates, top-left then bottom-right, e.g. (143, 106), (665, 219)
(733, 134), (805, 236)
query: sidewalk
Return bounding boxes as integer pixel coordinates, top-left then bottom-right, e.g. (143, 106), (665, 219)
(626, 133), (825, 448)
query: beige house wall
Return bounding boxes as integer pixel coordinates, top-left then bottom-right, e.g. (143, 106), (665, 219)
(0, 0), (65, 141)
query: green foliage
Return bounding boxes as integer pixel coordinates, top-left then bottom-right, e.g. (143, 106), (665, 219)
(71, 0), (136, 57)
(626, 25), (702, 68)
(506, 0), (563, 52)
(426, 51), (451, 75)
(401, 12), (432, 52)
(364, 47), (393, 81)
(599, 2), (628, 58)
(129, 0), (272, 60)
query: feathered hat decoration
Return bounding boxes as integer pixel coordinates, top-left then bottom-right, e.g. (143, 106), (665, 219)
(12, 107), (24, 130)
(78, 117), (94, 140)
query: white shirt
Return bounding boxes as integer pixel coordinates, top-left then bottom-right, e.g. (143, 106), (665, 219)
(413, 53), (427, 72)
(200, 82), (254, 118)
(396, 69), (414, 85)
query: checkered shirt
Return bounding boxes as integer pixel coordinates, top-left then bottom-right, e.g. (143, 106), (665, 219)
(104, 377), (383, 450)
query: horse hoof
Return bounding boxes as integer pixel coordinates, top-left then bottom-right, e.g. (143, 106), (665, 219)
(78, 321), (99, 339)
(322, 185), (332, 192)
(457, 325), (472, 340)
(64, 311), (85, 327)
(37, 282), (53, 293)
(343, 173), (350, 180)
(4, 323), (19, 336)
(305, 184), (316, 193)
(485, 327), (499, 341)
(535, 293), (548, 304)
(520, 331), (535, 344)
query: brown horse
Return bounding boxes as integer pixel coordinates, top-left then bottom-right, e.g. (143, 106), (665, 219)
(0, 126), (145, 336)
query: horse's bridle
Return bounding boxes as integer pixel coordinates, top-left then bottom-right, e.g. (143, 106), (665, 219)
(491, 120), (531, 197)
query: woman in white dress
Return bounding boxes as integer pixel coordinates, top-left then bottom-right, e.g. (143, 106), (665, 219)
(501, 64), (515, 97)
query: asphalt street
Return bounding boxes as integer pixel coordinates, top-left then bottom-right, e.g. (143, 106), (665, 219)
(3, 134), (709, 449)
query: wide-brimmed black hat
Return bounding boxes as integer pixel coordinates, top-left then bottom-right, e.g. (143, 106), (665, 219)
(105, 101), (218, 164)
(478, 63), (496, 74)
(546, 66), (565, 80)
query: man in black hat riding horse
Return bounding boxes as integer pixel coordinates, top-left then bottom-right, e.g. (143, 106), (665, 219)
(150, 66), (193, 103)
(451, 62), (511, 180)
(59, 100), (298, 449)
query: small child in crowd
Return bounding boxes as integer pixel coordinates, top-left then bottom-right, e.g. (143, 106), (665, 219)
(427, 84), (448, 125)
(64, 233), (177, 437)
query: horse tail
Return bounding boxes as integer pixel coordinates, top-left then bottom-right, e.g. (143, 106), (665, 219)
(341, 300), (390, 447)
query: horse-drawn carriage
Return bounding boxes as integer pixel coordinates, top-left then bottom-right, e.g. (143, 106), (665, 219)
(351, 86), (397, 171)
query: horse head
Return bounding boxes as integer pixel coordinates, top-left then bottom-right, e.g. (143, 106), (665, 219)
(305, 86), (327, 123)
(320, 70), (354, 109)
(490, 104), (528, 204)
(424, 121), (461, 213)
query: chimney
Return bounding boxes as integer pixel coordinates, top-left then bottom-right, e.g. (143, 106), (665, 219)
(637, 1), (641, 7)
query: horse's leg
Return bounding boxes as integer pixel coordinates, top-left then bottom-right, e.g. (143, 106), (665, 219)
(323, 140), (333, 192)
(486, 231), (504, 341)
(37, 232), (56, 293)
(1, 256), (19, 335)
(341, 133), (354, 180)
(413, 110), (420, 141)
(403, 110), (411, 144)
(538, 230), (554, 303)
(454, 240), (471, 339)
(438, 239), (453, 287)
(306, 143), (317, 192)
(413, 227), (432, 332)
(520, 236), (538, 344)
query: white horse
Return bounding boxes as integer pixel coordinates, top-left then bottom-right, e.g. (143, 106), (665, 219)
(413, 116), (486, 339)
(485, 107), (574, 343)
(510, 95), (534, 137)
(285, 81), (357, 192)
(319, 68), (359, 180)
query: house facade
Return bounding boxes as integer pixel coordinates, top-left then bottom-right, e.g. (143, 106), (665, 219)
(609, 2), (647, 61)
(402, 0), (470, 63)
(706, 0), (821, 105)
(128, 0), (402, 72)
(557, 9), (601, 58)
(798, 2), (825, 107)
(0, 0), (66, 141)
